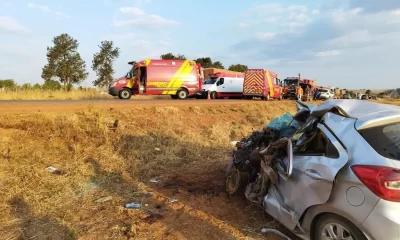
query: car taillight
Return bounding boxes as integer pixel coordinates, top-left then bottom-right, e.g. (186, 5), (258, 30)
(351, 165), (400, 202)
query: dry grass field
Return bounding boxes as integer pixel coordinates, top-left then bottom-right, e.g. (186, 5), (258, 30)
(0, 89), (172, 100)
(0, 101), (301, 240)
(1, 98), (400, 240)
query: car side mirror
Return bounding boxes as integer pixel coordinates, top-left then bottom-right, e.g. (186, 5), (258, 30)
(277, 139), (293, 180)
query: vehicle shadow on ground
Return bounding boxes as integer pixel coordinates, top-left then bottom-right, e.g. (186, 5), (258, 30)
(8, 197), (76, 240)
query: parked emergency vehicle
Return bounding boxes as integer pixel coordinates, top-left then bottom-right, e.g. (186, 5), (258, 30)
(243, 69), (282, 100)
(282, 76), (303, 100)
(200, 72), (244, 99)
(108, 59), (203, 99)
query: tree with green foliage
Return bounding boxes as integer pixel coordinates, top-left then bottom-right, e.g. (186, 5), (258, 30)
(212, 61), (224, 69)
(160, 53), (186, 60)
(41, 33), (89, 91)
(0, 79), (17, 89)
(92, 40), (120, 89)
(42, 80), (62, 90)
(365, 89), (371, 95)
(228, 64), (248, 72)
(195, 57), (225, 69)
(33, 83), (42, 90)
(21, 83), (32, 90)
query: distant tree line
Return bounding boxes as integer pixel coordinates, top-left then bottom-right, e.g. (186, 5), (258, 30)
(4, 33), (249, 92)
(160, 53), (248, 72)
(0, 79), (93, 91)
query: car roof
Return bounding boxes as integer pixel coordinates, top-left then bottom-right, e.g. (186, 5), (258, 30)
(310, 99), (400, 130)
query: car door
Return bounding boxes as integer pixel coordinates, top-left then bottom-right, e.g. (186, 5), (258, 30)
(216, 78), (225, 93)
(263, 123), (349, 230)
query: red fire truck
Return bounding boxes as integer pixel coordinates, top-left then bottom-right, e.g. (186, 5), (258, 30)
(243, 69), (282, 100)
(109, 59), (203, 99)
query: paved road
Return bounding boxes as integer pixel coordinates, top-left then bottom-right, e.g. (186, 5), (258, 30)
(0, 99), (295, 114)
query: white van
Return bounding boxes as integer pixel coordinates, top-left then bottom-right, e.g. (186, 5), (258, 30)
(200, 72), (245, 99)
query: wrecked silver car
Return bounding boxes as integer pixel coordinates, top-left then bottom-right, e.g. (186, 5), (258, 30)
(226, 99), (400, 240)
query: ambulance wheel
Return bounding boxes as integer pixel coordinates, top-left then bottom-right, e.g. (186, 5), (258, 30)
(210, 91), (217, 99)
(177, 89), (188, 99)
(264, 94), (270, 101)
(118, 89), (132, 99)
(171, 95), (178, 99)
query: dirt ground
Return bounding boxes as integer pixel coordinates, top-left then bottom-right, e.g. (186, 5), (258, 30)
(0, 99), (297, 115)
(0, 99), (305, 240)
(6, 98), (399, 240)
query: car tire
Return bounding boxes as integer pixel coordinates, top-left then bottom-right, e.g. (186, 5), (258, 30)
(314, 214), (367, 240)
(210, 91), (217, 99)
(118, 89), (132, 100)
(265, 94), (270, 101)
(176, 89), (188, 99)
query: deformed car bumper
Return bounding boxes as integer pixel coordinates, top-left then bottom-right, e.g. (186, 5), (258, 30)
(360, 199), (400, 240)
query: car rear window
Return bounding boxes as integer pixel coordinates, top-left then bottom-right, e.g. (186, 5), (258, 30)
(358, 121), (400, 160)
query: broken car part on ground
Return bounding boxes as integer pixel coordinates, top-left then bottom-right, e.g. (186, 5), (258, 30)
(225, 99), (400, 240)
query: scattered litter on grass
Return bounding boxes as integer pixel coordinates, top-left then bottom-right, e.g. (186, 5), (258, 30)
(145, 193), (153, 198)
(125, 203), (142, 209)
(45, 166), (63, 175)
(94, 196), (113, 203)
(154, 147), (161, 151)
(150, 177), (161, 183)
(261, 228), (291, 240)
(168, 198), (178, 204)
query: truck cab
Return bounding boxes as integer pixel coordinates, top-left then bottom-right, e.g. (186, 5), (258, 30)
(283, 77), (303, 100)
(200, 72), (244, 99)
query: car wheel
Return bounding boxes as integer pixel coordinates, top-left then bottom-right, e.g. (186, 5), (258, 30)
(176, 89), (188, 99)
(210, 91), (217, 99)
(265, 94), (270, 101)
(118, 89), (132, 99)
(315, 214), (367, 240)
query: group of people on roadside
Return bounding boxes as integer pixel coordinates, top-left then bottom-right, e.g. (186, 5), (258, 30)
(304, 86), (321, 101)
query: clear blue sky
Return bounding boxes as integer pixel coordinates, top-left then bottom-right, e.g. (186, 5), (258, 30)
(1, 0), (399, 89)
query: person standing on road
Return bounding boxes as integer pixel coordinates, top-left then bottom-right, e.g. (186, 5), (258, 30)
(314, 88), (319, 101)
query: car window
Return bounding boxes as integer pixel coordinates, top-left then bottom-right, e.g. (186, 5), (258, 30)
(358, 122), (400, 160)
(295, 129), (339, 158)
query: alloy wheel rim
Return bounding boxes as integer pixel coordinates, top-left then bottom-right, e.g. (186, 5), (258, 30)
(179, 91), (186, 98)
(321, 222), (353, 240)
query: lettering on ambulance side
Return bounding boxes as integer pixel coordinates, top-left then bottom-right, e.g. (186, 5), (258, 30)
(148, 82), (168, 88)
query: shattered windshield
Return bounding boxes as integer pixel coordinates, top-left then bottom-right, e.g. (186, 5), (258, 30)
(265, 113), (302, 131)
(284, 79), (298, 86)
(204, 77), (218, 84)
